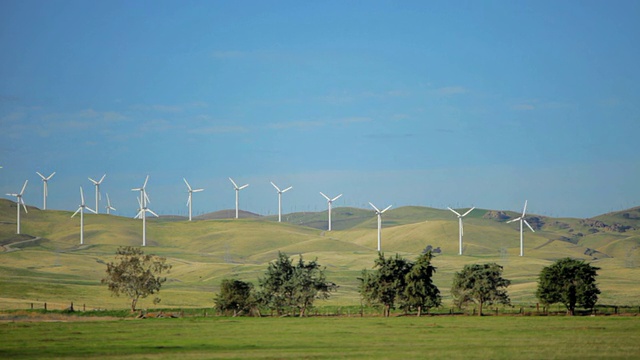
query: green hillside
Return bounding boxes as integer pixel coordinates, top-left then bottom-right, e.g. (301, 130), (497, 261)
(1, 198), (639, 311)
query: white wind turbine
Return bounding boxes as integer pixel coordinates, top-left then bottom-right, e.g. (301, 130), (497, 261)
(507, 200), (535, 257)
(448, 207), (475, 255)
(105, 193), (116, 214)
(88, 174), (106, 214)
(6, 180), (28, 234)
(320, 192), (342, 231)
(270, 181), (292, 222)
(183, 178), (204, 221)
(36, 171), (55, 210)
(71, 186), (96, 245)
(229, 178), (249, 219)
(369, 202), (392, 252)
(132, 175), (158, 247)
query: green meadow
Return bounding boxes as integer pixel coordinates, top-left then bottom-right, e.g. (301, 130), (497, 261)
(1, 198), (640, 311)
(1, 316), (639, 359)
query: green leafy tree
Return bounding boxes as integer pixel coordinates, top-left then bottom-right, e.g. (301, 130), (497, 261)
(451, 263), (510, 316)
(257, 252), (337, 316)
(101, 246), (171, 311)
(359, 253), (412, 317)
(536, 257), (600, 315)
(403, 251), (441, 316)
(214, 279), (257, 316)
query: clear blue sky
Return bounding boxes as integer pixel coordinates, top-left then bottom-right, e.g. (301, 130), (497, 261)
(1, 1), (639, 218)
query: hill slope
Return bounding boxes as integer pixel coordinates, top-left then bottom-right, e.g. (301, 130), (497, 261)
(1, 198), (639, 310)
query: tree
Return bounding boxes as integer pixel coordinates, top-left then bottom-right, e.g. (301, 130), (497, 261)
(359, 253), (412, 317)
(257, 252), (337, 316)
(451, 263), (510, 316)
(101, 246), (171, 311)
(536, 257), (600, 315)
(403, 251), (441, 316)
(214, 279), (257, 316)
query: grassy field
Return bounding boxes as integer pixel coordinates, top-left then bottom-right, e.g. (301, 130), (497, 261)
(0, 315), (638, 359)
(1, 199), (640, 311)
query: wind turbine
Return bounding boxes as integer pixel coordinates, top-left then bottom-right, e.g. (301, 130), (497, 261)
(229, 178), (249, 219)
(105, 193), (116, 214)
(320, 192), (342, 231)
(6, 180), (28, 234)
(448, 207), (475, 255)
(132, 175), (157, 246)
(71, 186), (96, 245)
(88, 174), (106, 214)
(369, 202), (392, 251)
(183, 178), (204, 221)
(36, 171), (55, 210)
(270, 181), (292, 222)
(507, 200), (535, 257)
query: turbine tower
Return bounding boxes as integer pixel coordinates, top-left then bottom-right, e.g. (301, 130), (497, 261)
(270, 181), (292, 222)
(88, 174), (106, 214)
(132, 175), (157, 246)
(6, 180), (28, 234)
(183, 178), (204, 221)
(448, 207), (475, 255)
(105, 193), (116, 214)
(507, 200), (535, 256)
(369, 202), (392, 252)
(36, 171), (55, 210)
(229, 178), (249, 219)
(320, 192), (342, 231)
(71, 186), (96, 245)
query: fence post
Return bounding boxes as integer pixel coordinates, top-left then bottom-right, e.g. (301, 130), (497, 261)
(44, 302), (47, 311)
(30, 303), (33, 310)
(83, 304), (86, 312)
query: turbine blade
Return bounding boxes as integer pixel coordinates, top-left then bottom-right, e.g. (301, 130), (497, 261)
(239, 184), (249, 190)
(86, 206), (97, 214)
(142, 175), (149, 189)
(106, 194), (111, 206)
(47, 172), (56, 180)
(72, 207), (81, 218)
(369, 202), (380, 212)
(80, 187), (85, 205)
(229, 177), (238, 188)
(137, 197), (142, 208)
(147, 208), (159, 217)
(183, 178), (192, 191)
(448, 207), (462, 217)
(270, 181), (280, 192)
(20, 180), (28, 195)
(522, 200), (528, 217)
(193, 188), (204, 192)
(20, 199), (28, 213)
(524, 219), (535, 232)
(186, 196), (191, 206)
(99, 174), (106, 184)
(506, 217), (521, 223)
(320, 192), (330, 201)
(332, 194), (343, 201)
(282, 186), (293, 193)
(88, 177), (97, 185)
(36, 172), (45, 179)
(462, 207), (475, 217)
(381, 205), (392, 213)
(134, 210), (143, 219)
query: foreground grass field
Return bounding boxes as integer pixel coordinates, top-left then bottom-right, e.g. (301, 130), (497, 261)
(1, 316), (638, 359)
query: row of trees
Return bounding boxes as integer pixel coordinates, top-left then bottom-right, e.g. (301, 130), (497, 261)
(102, 247), (600, 316)
(359, 252), (600, 316)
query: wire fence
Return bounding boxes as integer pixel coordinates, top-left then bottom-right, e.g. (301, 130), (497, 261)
(9, 302), (640, 318)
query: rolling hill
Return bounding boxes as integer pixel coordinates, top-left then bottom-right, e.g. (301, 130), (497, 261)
(1, 198), (639, 311)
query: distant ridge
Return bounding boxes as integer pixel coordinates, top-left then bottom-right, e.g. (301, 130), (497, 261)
(195, 209), (262, 220)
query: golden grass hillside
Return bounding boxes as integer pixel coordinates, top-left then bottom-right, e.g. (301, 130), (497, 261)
(1, 198), (639, 310)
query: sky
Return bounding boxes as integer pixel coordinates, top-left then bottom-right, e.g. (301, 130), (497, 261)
(1, 1), (639, 219)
